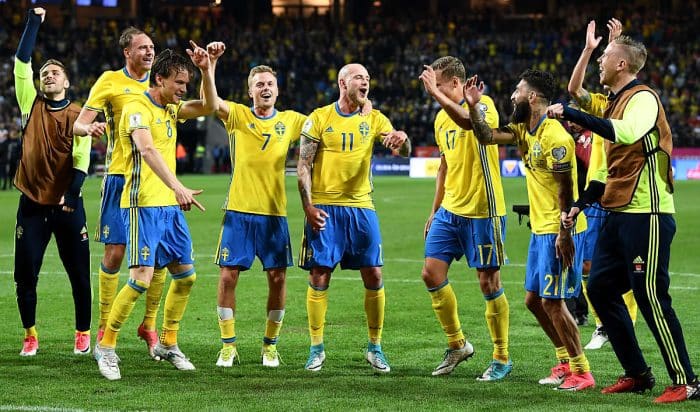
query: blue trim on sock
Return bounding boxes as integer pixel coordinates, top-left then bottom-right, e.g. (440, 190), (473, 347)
(308, 282), (328, 291)
(127, 278), (147, 293)
(263, 337), (278, 345)
(172, 268), (195, 279)
(310, 343), (324, 352)
(222, 336), (237, 344)
(367, 342), (382, 351)
(100, 263), (119, 275)
(365, 284), (384, 291)
(427, 279), (449, 292)
(484, 288), (504, 301)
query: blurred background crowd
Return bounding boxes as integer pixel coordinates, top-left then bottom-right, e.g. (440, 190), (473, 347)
(0, 0), (698, 179)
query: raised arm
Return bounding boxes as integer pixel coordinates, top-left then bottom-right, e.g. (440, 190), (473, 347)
(464, 76), (516, 145)
(131, 128), (204, 211)
(14, 8), (44, 116)
(419, 65), (473, 130)
(205, 41), (230, 120)
(179, 40), (217, 119)
(297, 133), (328, 231)
(568, 21), (603, 110)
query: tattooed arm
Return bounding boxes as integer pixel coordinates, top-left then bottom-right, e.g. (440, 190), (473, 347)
(297, 135), (328, 231)
(463, 76), (516, 145)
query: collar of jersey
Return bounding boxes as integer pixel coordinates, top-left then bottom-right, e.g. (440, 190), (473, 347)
(144, 91), (164, 108)
(335, 101), (360, 117)
(528, 114), (547, 135)
(250, 106), (277, 120)
(607, 79), (641, 102)
(122, 67), (149, 83)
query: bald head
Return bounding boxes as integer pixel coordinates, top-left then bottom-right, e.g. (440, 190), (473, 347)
(338, 63), (370, 108)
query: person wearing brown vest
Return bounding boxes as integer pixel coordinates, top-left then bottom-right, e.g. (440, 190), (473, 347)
(549, 34), (699, 404)
(12, 8), (98, 358)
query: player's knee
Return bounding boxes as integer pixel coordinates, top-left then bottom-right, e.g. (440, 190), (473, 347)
(524, 293), (541, 313)
(103, 245), (125, 270)
(267, 269), (286, 286)
(172, 269), (197, 289)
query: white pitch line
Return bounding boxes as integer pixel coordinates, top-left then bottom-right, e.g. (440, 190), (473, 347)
(0, 406), (89, 412)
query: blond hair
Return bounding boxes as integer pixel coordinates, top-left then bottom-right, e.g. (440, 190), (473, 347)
(248, 65), (277, 88)
(614, 35), (647, 74)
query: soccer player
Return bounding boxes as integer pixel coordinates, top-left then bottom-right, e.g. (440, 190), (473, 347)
(548, 34), (700, 404)
(465, 69), (595, 391)
(567, 19), (638, 351)
(418, 57), (511, 380)
(206, 42), (306, 368)
(297, 63), (410, 373)
(12, 7), (94, 357)
(95, 44), (217, 380)
(72, 26), (166, 356)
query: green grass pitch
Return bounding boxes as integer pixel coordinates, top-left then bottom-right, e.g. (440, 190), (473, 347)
(0, 175), (698, 411)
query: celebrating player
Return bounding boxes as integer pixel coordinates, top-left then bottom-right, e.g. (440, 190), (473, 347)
(297, 63), (410, 373)
(418, 56), (511, 380)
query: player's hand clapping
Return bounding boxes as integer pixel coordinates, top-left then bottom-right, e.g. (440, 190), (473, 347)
(463, 75), (484, 108)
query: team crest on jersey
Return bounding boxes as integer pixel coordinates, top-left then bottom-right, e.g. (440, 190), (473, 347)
(167, 106), (178, 119)
(274, 121), (286, 140)
(16, 226), (23, 240)
(552, 146), (567, 161)
(532, 141), (542, 158)
(359, 121), (370, 144)
(632, 256), (646, 274)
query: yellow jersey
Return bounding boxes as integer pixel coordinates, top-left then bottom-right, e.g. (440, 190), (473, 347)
(302, 102), (394, 209)
(223, 102), (306, 216)
(435, 96), (505, 217)
(585, 92), (609, 185)
(84, 68), (150, 175)
(507, 117), (587, 235)
(119, 92), (182, 208)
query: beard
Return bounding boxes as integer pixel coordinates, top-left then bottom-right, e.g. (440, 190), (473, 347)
(511, 101), (531, 123)
(348, 89), (367, 108)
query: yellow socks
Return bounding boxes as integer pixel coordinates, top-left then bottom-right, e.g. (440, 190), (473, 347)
(217, 306), (236, 345)
(428, 281), (465, 350)
(264, 309), (285, 346)
(307, 285), (328, 346)
(484, 289), (510, 363)
(101, 278), (148, 348)
(570, 353), (591, 374)
(365, 287), (385, 345)
(555, 346), (569, 363)
(161, 270), (196, 346)
(143, 267), (166, 330)
(98, 264), (120, 331)
(25, 326), (38, 338)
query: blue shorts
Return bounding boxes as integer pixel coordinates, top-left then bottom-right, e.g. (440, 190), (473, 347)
(123, 206), (194, 269)
(582, 204), (608, 261)
(525, 232), (584, 299)
(95, 174), (127, 244)
(299, 205), (383, 271)
(215, 210), (293, 271)
(425, 207), (507, 269)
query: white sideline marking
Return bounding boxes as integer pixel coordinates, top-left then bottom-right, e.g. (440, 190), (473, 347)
(0, 406), (88, 412)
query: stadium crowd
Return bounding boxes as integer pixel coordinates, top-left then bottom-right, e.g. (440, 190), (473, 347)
(0, 1), (698, 173)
